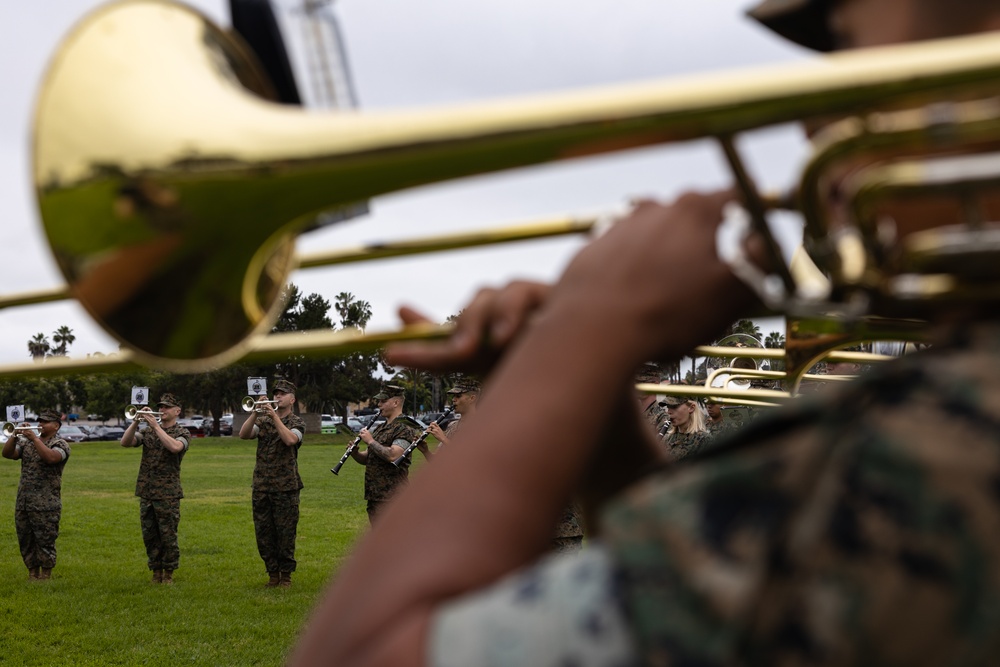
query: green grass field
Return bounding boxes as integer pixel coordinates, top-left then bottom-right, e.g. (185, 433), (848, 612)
(0, 433), (389, 666)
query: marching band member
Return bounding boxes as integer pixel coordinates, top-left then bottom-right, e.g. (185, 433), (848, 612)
(349, 385), (420, 524)
(238, 379), (305, 588)
(2, 410), (70, 581)
(121, 393), (191, 584)
(426, 377), (480, 449)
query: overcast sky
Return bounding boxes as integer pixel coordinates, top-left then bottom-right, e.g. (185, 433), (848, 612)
(0, 0), (813, 368)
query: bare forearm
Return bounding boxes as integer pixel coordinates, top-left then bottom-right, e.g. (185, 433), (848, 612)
(578, 393), (668, 534)
(366, 440), (402, 463)
(1, 437), (18, 459)
(290, 306), (640, 665)
(273, 419), (300, 446)
(238, 415), (256, 439)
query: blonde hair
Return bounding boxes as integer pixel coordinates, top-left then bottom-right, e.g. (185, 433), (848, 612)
(668, 399), (708, 435)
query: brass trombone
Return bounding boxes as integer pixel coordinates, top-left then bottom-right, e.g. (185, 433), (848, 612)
(29, 0), (1000, 374)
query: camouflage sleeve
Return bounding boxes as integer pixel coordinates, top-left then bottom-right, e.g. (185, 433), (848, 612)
(429, 546), (637, 667)
(601, 365), (1000, 666)
(177, 427), (191, 451)
(50, 437), (70, 461)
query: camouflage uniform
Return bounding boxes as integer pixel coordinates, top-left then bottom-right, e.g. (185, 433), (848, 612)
(13, 434), (70, 571)
(706, 416), (739, 439)
(663, 429), (711, 461)
(126, 422), (191, 572)
(251, 411), (305, 574)
(642, 400), (669, 438)
(364, 416), (420, 523)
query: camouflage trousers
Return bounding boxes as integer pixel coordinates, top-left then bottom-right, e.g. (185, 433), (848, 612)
(15, 509), (60, 570)
(139, 497), (181, 572)
(252, 489), (299, 573)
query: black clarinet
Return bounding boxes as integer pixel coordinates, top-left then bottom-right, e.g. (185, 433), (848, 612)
(330, 434), (362, 475)
(391, 407), (456, 467)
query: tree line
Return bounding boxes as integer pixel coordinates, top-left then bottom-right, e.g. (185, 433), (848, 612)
(3, 287), (408, 435)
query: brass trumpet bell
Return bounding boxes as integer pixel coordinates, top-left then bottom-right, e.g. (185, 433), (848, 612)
(242, 396), (278, 412)
(2, 423), (41, 438)
(34, 0), (1000, 372)
(124, 405), (163, 421)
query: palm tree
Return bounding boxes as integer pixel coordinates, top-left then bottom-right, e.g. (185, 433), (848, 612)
(51, 326), (76, 357)
(764, 331), (785, 349)
(27, 333), (50, 361)
(335, 292), (373, 330)
(731, 319), (762, 340)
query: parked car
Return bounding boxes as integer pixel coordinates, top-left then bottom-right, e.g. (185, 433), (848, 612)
(85, 425), (125, 441)
(178, 418), (206, 437)
(321, 414), (337, 434)
(200, 417), (232, 436)
(59, 425), (89, 443)
(346, 414), (384, 433)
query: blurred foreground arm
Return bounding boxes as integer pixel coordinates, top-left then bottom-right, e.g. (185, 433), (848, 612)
(289, 192), (758, 667)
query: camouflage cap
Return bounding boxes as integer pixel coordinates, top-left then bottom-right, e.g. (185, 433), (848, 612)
(273, 379), (296, 394)
(746, 0), (836, 52)
(373, 384), (405, 401)
(37, 409), (62, 423)
(662, 396), (694, 409)
(157, 393), (181, 408)
(447, 377), (481, 394)
(635, 363), (662, 385)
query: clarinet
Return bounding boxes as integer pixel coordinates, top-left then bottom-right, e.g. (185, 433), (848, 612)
(391, 407), (455, 467)
(330, 434), (362, 475)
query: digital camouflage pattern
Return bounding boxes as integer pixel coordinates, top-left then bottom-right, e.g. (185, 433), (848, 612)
(601, 322), (1000, 666)
(663, 429), (711, 461)
(364, 416), (420, 502)
(252, 412), (306, 492)
(14, 436), (70, 511)
(12, 435), (70, 570)
(253, 488), (300, 573)
(643, 400), (669, 438)
(140, 497), (181, 571)
(130, 423), (191, 499)
(15, 509), (61, 569)
(706, 416), (739, 440)
(251, 411), (305, 573)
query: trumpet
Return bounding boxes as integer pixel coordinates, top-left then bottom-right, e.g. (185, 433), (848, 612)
(124, 405), (163, 422)
(2, 423), (41, 438)
(242, 396), (279, 413)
